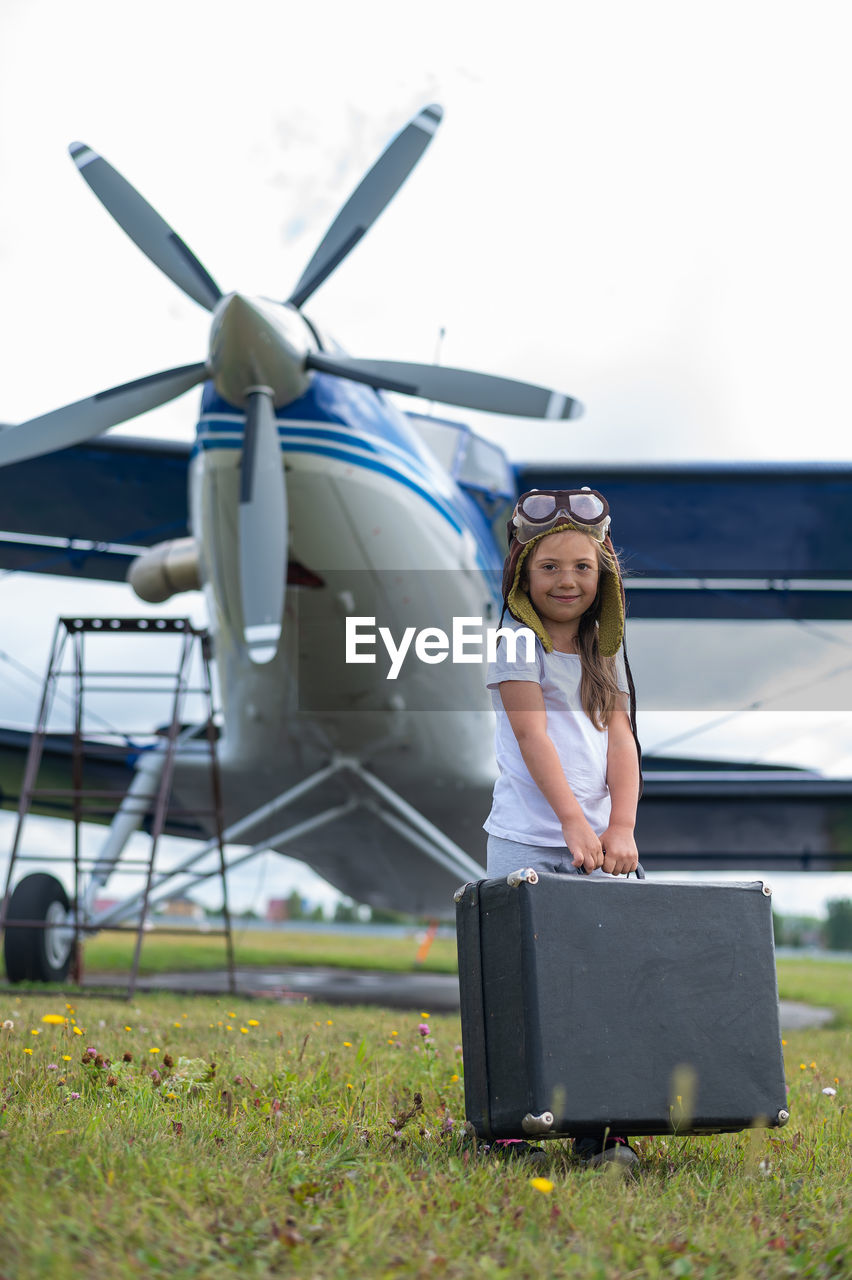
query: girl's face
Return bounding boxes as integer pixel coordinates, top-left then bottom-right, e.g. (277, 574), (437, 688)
(524, 530), (600, 631)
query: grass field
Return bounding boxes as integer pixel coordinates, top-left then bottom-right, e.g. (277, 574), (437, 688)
(0, 968), (849, 1277)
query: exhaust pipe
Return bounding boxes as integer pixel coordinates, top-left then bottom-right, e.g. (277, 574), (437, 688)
(128, 538), (201, 603)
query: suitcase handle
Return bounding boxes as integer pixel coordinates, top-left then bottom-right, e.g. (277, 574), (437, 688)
(578, 861), (645, 879)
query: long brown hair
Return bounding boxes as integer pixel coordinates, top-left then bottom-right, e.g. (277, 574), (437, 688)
(521, 536), (622, 730)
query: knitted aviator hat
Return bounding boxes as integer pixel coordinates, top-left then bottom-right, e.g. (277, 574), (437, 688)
(500, 522), (625, 656)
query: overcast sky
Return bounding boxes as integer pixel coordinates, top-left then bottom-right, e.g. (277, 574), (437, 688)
(1, 0), (851, 917)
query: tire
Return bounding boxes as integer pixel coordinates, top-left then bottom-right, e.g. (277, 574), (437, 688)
(3, 873), (73, 983)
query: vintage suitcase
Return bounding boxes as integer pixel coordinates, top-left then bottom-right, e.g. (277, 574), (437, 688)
(456, 870), (789, 1140)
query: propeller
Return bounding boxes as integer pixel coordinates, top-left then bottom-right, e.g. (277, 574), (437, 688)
(0, 363), (208, 467)
(69, 143), (223, 311)
(288, 105), (443, 309)
(305, 355), (582, 419)
(239, 387), (287, 663)
(6, 104), (583, 665)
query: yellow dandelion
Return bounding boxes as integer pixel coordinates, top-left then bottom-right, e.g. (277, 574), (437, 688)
(61, 1055), (71, 1062)
(346, 1083), (353, 1090)
(226, 1025), (233, 1031)
(834, 1077), (840, 1084)
(30, 1029), (39, 1036)
(24, 1047), (33, 1055)
(125, 1026), (132, 1032)
(450, 1074), (459, 1083)
(247, 1020), (259, 1027)
(166, 1092), (177, 1099)
(810, 1061), (817, 1069)
(173, 1022), (181, 1028)
(326, 1020), (333, 1026)
(41, 1014), (66, 1025)
(227, 1012), (236, 1018)
(781, 1039), (787, 1046)
(343, 1041), (352, 1047)
(390, 1031), (398, 1037)
(149, 1047), (160, 1055)
(65, 1003), (74, 1011)
(420, 1012), (430, 1019)
(239, 1028), (249, 1035)
(530, 1177), (554, 1193)
(800, 1063), (806, 1070)
(72, 1027), (83, 1036)
(387, 1038), (395, 1044)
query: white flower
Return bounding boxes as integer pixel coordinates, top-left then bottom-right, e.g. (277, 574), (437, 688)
(2, 1020), (13, 1031)
(822, 1087), (837, 1096)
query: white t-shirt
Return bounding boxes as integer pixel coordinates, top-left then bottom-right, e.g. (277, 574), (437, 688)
(484, 619), (629, 846)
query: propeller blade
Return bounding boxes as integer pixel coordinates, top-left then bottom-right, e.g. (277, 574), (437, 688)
(0, 363), (209, 467)
(238, 387), (287, 663)
(69, 142), (223, 311)
(288, 105), (443, 309)
(304, 355), (583, 420)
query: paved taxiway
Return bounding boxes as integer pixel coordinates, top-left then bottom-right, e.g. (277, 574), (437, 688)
(85, 967), (835, 1029)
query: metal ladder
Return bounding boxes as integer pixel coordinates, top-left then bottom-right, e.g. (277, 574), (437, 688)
(0, 616), (236, 997)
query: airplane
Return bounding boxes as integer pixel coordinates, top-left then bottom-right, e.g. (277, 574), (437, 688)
(1, 105), (851, 984)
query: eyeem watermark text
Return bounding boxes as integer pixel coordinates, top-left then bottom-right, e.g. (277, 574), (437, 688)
(345, 617), (536, 680)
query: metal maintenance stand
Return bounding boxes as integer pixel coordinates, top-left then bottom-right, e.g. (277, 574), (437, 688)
(0, 617), (236, 997)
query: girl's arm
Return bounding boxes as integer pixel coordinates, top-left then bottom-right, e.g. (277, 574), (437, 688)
(499, 681), (604, 872)
(600, 706), (640, 875)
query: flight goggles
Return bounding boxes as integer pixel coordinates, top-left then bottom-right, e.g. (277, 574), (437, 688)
(511, 488), (611, 545)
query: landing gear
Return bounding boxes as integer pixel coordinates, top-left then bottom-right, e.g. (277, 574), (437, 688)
(3, 873), (73, 983)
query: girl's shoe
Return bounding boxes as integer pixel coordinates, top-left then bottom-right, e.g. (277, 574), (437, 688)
(573, 1135), (639, 1169)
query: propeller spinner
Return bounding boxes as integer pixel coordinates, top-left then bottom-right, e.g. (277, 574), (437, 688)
(0, 105), (583, 663)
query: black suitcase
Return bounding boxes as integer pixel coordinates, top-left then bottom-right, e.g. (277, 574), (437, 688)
(456, 870), (789, 1140)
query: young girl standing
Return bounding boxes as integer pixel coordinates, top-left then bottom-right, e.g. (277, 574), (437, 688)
(483, 487), (642, 1167)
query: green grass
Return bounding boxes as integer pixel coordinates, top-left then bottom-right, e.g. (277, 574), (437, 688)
(75, 925), (459, 976)
(0, 988), (849, 1279)
(776, 958), (852, 1028)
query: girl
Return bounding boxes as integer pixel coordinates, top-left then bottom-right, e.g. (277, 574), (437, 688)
(483, 487), (642, 1168)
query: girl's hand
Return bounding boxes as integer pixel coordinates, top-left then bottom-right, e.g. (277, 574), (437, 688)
(599, 824), (639, 876)
(561, 818), (604, 873)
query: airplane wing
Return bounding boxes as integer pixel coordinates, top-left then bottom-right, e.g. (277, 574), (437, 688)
(514, 461), (852, 620)
(0, 435), (189, 582)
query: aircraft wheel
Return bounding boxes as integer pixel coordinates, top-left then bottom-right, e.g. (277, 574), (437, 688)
(3, 873), (73, 983)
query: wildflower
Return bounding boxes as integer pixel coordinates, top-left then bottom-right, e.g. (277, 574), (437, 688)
(420, 1012), (430, 1019)
(30, 1029), (39, 1036)
(247, 1019), (259, 1027)
(86, 1046), (96, 1055)
(530, 1177), (554, 1194)
(107, 1075), (118, 1087)
(810, 1061), (817, 1069)
(173, 1022), (181, 1028)
(123, 1052), (133, 1063)
(823, 1087), (837, 1097)
(149, 1048), (160, 1055)
(162, 1054), (173, 1069)
(326, 1020), (333, 1026)
(69, 1092), (81, 1100)
(72, 1027), (83, 1036)
(346, 1083), (354, 1090)
(441, 1115), (454, 1133)
(234, 1075), (243, 1085)
(150, 1070), (161, 1085)
(2, 1020), (13, 1031)
(418, 1024), (430, 1037)
(227, 1012), (236, 1018)
(239, 1028), (249, 1035)
(343, 1041), (352, 1048)
(450, 1074), (459, 1083)
(41, 1014), (66, 1025)
(47, 1063), (59, 1071)
(61, 1055), (71, 1062)
(24, 1048), (32, 1055)
(65, 1003), (74, 1011)
(799, 1064), (806, 1070)
(125, 1026), (132, 1032)
(166, 1091), (177, 1099)
(782, 1039), (787, 1046)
